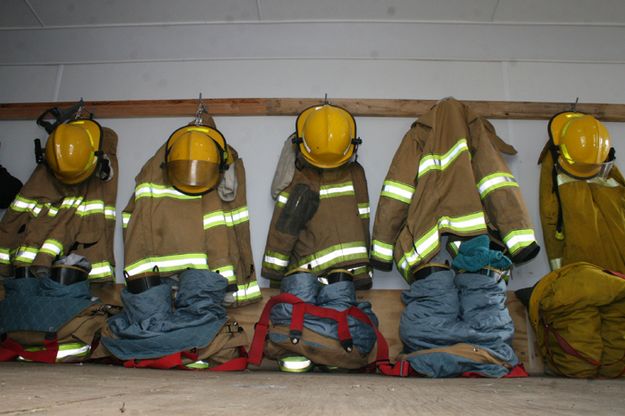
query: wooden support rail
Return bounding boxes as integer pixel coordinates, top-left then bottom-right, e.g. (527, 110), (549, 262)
(1, 98), (625, 121)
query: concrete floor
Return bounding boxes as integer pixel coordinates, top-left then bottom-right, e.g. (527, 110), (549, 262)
(1, 362), (624, 416)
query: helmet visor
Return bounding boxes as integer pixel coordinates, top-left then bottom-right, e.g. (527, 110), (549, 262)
(168, 159), (220, 193)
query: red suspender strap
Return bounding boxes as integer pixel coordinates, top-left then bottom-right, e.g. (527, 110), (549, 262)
(346, 307), (411, 377)
(0, 337), (58, 364)
(124, 352), (183, 369)
(248, 293), (304, 365)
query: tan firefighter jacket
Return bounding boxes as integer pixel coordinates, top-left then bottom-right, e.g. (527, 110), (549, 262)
(371, 98), (539, 282)
(539, 149), (625, 272)
(262, 160), (372, 289)
(122, 121), (260, 307)
(0, 128), (118, 282)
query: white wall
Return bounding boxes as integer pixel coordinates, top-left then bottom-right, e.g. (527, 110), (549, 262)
(1, 22), (624, 290)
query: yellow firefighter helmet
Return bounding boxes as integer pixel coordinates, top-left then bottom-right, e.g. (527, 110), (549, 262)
(45, 119), (102, 185)
(549, 112), (612, 179)
(165, 125), (229, 195)
(295, 104), (359, 169)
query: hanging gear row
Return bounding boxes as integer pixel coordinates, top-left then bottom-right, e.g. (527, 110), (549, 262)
(0, 95), (621, 379)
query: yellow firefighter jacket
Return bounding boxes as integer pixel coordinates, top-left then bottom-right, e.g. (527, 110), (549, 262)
(262, 161), (372, 289)
(371, 98), (539, 281)
(539, 149), (625, 272)
(0, 128), (118, 282)
(122, 122), (261, 307)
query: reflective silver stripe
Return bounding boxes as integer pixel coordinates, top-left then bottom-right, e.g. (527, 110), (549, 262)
(301, 245), (367, 270)
(40, 239), (63, 257)
(477, 173), (518, 199)
(276, 192), (289, 207)
(89, 262), (114, 279)
(233, 281), (261, 301)
(56, 343), (91, 359)
(503, 229), (536, 254)
(319, 182), (355, 198)
(418, 138), (469, 178)
(11, 197), (43, 216)
(216, 265), (236, 283)
(380, 180), (415, 204)
(264, 254), (289, 268)
(203, 211), (226, 229)
(550, 258), (562, 270)
(122, 212), (131, 228)
(372, 240), (393, 261)
(0, 249), (10, 264)
(225, 207), (249, 226)
(135, 183), (201, 200)
(104, 206), (116, 220)
(125, 254), (208, 276)
(15, 246), (38, 262)
(76, 200), (105, 215)
(358, 204), (370, 218)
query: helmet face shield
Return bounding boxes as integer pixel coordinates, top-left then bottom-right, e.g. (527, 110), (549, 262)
(165, 125), (228, 195)
(167, 159), (220, 193)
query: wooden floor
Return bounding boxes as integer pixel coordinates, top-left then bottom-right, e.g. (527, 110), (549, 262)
(1, 363), (623, 416)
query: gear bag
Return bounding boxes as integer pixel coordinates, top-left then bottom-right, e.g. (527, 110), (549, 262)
(248, 273), (410, 376)
(529, 262), (625, 378)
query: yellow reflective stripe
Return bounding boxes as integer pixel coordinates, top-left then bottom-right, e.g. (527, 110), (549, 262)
(203, 211), (227, 229)
(277, 192), (289, 208)
(14, 245), (38, 263)
(125, 253), (209, 277)
(477, 172), (518, 199)
(380, 180), (415, 204)
(104, 206), (116, 220)
(10, 196), (44, 217)
(89, 261), (115, 279)
(40, 239), (64, 257)
(418, 138), (469, 178)
(0, 248), (11, 264)
(47, 204), (59, 217)
(447, 240), (461, 255)
(398, 212), (487, 279)
(224, 206), (249, 226)
(372, 239), (394, 262)
(122, 212), (131, 228)
(549, 258), (562, 271)
(295, 241), (368, 273)
(503, 229), (536, 255)
(358, 203), (370, 219)
(319, 181), (355, 199)
(263, 250), (290, 271)
(215, 264), (236, 284)
(135, 183), (201, 200)
(76, 200), (105, 216)
(233, 280), (262, 302)
(60, 196), (84, 209)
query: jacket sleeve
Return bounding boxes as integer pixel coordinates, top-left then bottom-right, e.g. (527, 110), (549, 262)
(0, 198), (38, 275)
(261, 180), (300, 282)
(370, 127), (422, 270)
(220, 158), (261, 306)
(470, 117), (540, 263)
(351, 162), (371, 249)
(538, 150), (563, 270)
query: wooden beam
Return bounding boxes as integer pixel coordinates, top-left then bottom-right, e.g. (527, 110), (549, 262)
(1, 98), (625, 121)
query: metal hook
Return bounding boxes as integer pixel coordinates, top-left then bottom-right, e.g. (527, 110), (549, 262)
(324, 93), (329, 105)
(74, 98), (86, 119)
(194, 93), (207, 125)
(570, 97), (579, 112)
